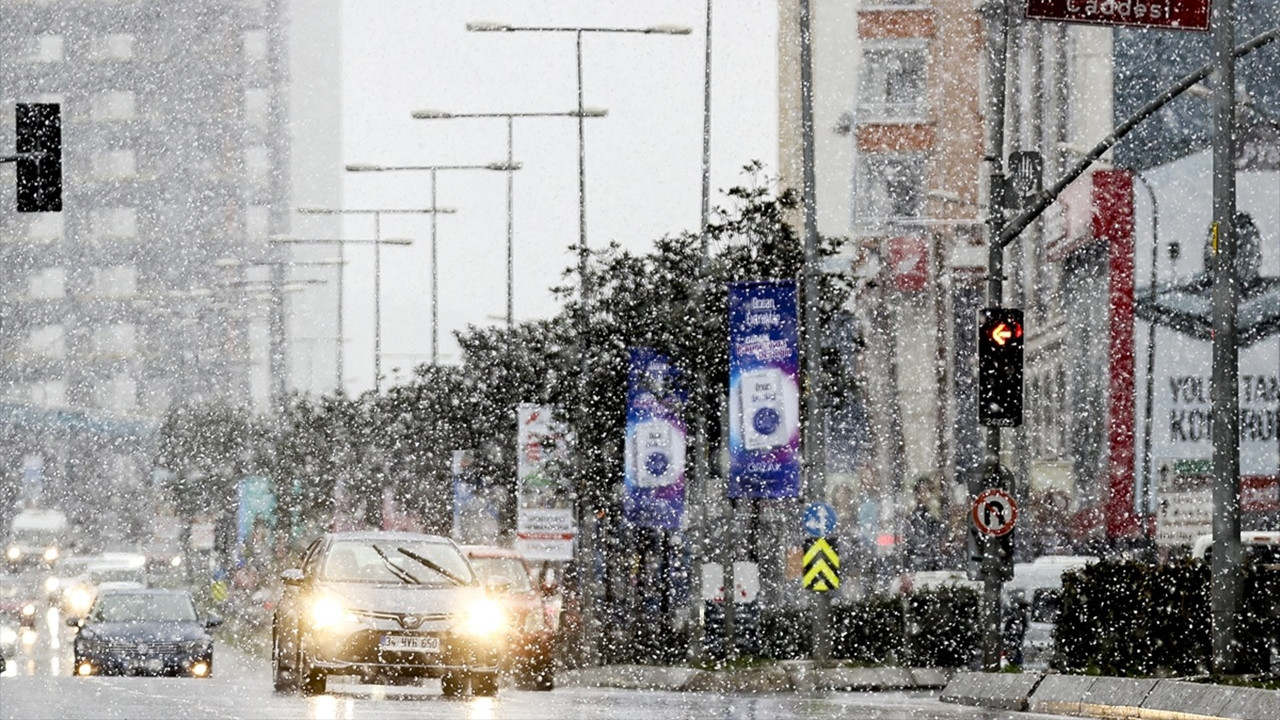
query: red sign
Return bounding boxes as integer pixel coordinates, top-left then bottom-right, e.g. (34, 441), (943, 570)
(1024, 0), (1209, 31)
(972, 488), (1018, 537)
(888, 236), (928, 293)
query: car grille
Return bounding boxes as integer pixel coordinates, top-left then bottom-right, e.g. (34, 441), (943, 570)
(349, 609), (452, 630)
(102, 641), (182, 655)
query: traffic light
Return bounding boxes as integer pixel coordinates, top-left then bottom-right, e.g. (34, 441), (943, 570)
(16, 103), (61, 213)
(977, 307), (1023, 427)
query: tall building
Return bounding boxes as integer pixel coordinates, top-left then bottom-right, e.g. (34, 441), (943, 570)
(0, 0), (294, 541)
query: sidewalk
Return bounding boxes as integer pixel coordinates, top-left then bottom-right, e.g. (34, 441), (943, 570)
(561, 664), (1280, 719)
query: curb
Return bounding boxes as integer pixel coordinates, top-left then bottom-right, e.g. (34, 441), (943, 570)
(950, 671), (1280, 720)
(561, 663), (952, 693)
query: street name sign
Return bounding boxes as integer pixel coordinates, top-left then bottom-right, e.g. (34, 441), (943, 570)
(802, 537), (839, 592)
(1024, 0), (1210, 31)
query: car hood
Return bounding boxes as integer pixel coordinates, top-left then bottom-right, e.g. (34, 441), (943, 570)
(319, 581), (484, 615)
(79, 621), (210, 643)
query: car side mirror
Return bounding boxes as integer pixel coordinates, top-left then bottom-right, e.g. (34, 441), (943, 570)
(66, 616), (81, 628)
(280, 568), (304, 586)
(204, 616), (223, 629)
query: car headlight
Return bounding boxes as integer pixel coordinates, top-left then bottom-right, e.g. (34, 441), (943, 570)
(459, 597), (508, 638)
(309, 596), (351, 630)
(43, 547), (58, 562)
(5, 547), (19, 561)
(69, 587), (93, 614)
(0, 625), (17, 645)
(21, 603), (35, 618)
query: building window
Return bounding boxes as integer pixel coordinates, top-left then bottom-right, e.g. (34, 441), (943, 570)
(91, 91), (137, 121)
(25, 35), (64, 63)
(94, 373), (138, 412)
(245, 88), (271, 129)
(243, 29), (268, 62)
(29, 267), (66, 300)
(246, 205), (269, 240)
(858, 41), (929, 122)
(92, 149), (137, 180)
(854, 153), (927, 233)
(93, 324), (137, 357)
(26, 325), (65, 359)
(89, 34), (135, 61)
(91, 207), (138, 240)
(92, 266), (138, 297)
(246, 146), (271, 185)
(27, 213), (64, 242)
(30, 381), (67, 407)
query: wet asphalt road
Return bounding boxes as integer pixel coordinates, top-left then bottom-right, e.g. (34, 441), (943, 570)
(0, 608), (1065, 720)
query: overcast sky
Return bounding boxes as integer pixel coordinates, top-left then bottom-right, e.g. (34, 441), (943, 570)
(333, 1), (779, 389)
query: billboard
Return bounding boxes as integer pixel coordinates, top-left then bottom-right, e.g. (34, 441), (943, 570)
(727, 280), (801, 499)
(623, 348), (686, 529)
(515, 404), (575, 560)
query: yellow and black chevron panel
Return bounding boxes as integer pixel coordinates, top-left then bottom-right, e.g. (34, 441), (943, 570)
(802, 536), (839, 592)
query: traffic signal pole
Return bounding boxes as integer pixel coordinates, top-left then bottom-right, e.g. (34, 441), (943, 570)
(977, 0), (1012, 672)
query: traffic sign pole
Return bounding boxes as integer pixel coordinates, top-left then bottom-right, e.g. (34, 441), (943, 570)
(978, 0), (1012, 672)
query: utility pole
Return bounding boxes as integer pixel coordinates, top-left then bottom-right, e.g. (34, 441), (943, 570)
(798, 0), (830, 665)
(1209, 0), (1241, 675)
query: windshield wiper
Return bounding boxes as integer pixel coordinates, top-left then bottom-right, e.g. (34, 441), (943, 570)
(370, 544), (422, 584)
(395, 547), (467, 586)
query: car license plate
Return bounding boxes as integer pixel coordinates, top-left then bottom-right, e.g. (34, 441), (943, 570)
(380, 634), (439, 653)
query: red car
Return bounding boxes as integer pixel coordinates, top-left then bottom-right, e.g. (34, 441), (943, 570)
(462, 546), (557, 691)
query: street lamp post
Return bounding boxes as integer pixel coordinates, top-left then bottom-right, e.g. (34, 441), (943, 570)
(345, 162), (517, 363)
(214, 257), (339, 410)
(277, 209), (443, 394)
(468, 17), (691, 668)
(410, 109), (606, 328)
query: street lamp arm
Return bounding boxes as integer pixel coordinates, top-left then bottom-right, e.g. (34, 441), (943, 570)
(412, 108), (607, 119)
(344, 162), (520, 172)
(467, 21), (691, 35)
(999, 24), (1280, 250)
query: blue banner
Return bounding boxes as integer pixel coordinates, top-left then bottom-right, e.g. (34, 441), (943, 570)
(728, 280), (801, 499)
(624, 348), (686, 529)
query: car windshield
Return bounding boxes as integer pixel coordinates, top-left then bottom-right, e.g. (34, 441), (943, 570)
(321, 540), (474, 585)
(90, 568), (146, 584)
(91, 593), (198, 623)
(470, 556), (533, 593)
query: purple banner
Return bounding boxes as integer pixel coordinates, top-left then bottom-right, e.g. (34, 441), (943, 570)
(728, 281), (801, 499)
(623, 348), (686, 529)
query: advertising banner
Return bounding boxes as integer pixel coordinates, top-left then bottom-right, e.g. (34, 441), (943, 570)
(623, 348), (686, 529)
(727, 280), (801, 499)
(516, 404), (576, 560)
(451, 449), (500, 545)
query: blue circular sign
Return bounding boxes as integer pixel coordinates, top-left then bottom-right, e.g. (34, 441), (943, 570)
(802, 502), (837, 537)
(752, 406), (782, 436)
(645, 452), (670, 477)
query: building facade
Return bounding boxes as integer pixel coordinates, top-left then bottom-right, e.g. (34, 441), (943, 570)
(0, 0), (293, 543)
(778, 0), (1115, 576)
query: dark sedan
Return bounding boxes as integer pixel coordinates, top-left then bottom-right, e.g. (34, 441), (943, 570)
(69, 588), (219, 678)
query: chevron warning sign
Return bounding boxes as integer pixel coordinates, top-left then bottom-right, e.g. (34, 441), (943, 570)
(802, 536), (839, 592)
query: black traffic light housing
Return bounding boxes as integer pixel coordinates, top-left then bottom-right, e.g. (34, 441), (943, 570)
(16, 103), (62, 213)
(977, 307), (1023, 427)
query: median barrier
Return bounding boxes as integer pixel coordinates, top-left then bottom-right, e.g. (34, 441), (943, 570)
(939, 671), (1044, 711)
(1027, 673), (1097, 715)
(1141, 680), (1251, 719)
